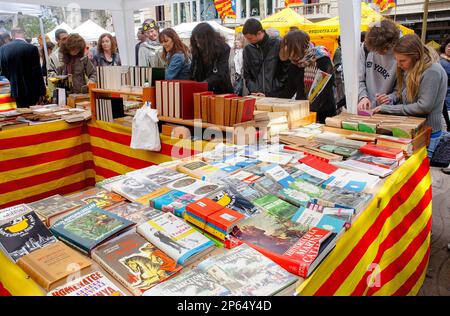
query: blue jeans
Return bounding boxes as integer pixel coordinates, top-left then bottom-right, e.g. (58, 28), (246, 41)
(427, 130), (443, 158)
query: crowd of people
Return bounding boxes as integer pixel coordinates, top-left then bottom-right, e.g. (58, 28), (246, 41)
(0, 18), (449, 160)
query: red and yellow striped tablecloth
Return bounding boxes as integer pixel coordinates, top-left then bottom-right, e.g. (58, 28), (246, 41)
(296, 147), (431, 296)
(0, 121), (95, 209)
(0, 93), (16, 113)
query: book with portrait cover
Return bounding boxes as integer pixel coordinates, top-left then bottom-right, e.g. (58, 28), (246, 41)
(137, 209), (215, 265)
(47, 271), (126, 296)
(109, 176), (162, 205)
(50, 203), (135, 255)
(92, 231), (182, 296)
(0, 211), (57, 262)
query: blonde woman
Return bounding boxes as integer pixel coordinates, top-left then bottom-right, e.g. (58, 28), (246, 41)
(373, 34), (448, 158)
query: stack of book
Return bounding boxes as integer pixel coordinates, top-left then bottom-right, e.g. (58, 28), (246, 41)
(254, 97), (310, 128)
(94, 97), (124, 122)
(254, 110), (289, 136)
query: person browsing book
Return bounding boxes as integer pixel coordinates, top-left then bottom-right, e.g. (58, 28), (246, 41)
(159, 28), (191, 80)
(373, 34), (447, 158)
(269, 30), (336, 123)
(190, 23), (233, 94)
(358, 19), (400, 111)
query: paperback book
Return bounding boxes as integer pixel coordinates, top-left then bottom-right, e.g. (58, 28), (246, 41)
(148, 188), (198, 218)
(92, 231), (182, 296)
(208, 188), (259, 217)
(28, 195), (82, 226)
(109, 176), (162, 205)
(66, 188), (125, 210)
(0, 204), (33, 226)
(126, 165), (187, 186)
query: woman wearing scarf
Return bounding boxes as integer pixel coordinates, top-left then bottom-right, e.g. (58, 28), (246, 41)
(58, 34), (97, 93)
(271, 30), (336, 123)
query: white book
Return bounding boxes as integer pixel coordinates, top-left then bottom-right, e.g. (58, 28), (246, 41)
(332, 159), (393, 178)
(137, 210), (215, 265)
(168, 81), (175, 118)
(0, 204), (33, 225)
(162, 81), (169, 116)
(155, 81), (162, 115)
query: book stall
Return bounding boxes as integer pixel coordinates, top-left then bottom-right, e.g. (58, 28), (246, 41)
(0, 68), (433, 295)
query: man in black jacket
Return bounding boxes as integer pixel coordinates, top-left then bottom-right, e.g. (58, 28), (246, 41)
(242, 19), (288, 96)
(0, 28), (46, 107)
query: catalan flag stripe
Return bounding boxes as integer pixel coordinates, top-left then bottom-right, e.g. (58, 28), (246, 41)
(296, 147), (431, 296)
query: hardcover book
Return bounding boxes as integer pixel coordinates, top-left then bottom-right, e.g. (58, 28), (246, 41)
(137, 210), (215, 265)
(0, 211), (57, 262)
(316, 186), (373, 213)
(28, 195), (83, 226)
(17, 241), (92, 291)
(0, 204), (33, 226)
(106, 202), (153, 224)
(47, 271), (126, 296)
(50, 203), (135, 255)
(360, 143), (404, 160)
(196, 244), (297, 296)
(66, 188), (125, 210)
(127, 165), (186, 186)
(92, 231), (182, 296)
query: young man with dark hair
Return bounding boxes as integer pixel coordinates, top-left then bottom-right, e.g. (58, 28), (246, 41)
(47, 28), (69, 78)
(242, 18), (288, 97)
(358, 19), (401, 110)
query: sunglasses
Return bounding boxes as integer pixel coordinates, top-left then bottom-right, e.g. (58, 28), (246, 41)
(143, 21), (157, 31)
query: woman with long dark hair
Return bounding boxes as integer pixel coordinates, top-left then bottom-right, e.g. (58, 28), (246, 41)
(190, 23), (233, 93)
(58, 33), (97, 93)
(93, 33), (121, 66)
(159, 28), (191, 80)
(272, 30), (336, 123)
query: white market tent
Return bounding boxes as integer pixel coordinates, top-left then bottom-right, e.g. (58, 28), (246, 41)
(172, 21), (235, 46)
(1, 0), (362, 113)
(46, 22), (73, 42)
(73, 19), (114, 43)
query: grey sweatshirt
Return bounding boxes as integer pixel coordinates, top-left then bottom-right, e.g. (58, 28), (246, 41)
(138, 40), (164, 68)
(358, 46), (398, 107)
(380, 63), (447, 133)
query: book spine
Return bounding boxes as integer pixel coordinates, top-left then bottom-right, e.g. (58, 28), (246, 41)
(17, 257), (52, 290)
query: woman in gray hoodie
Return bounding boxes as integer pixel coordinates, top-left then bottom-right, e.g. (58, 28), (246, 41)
(138, 19), (164, 68)
(373, 34), (447, 158)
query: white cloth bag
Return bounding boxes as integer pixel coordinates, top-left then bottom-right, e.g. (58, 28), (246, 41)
(130, 104), (161, 151)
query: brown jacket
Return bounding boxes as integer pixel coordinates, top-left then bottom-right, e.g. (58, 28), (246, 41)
(56, 55), (97, 93)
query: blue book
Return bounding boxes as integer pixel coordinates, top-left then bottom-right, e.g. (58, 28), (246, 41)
(150, 189), (197, 218)
(50, 203), (134, 255)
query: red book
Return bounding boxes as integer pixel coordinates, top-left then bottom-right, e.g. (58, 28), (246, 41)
(360, 143), (404, 160)
(206, 208), (245, 233)
(299, 155), (339, 174)
(177, 81), (209, 119)
(186, 197), (224, 222)
(236, 97), (256, 123)
(226, 227), (332, 278)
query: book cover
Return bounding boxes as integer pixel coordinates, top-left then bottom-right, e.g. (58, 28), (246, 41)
(179, 81), (209, 119)
(96, 174), (127, 192)
(92, 232), (181, 296)
(106, 202), (152, 223)
(299, 155), (339, 175)
(197, 244), (297, 296)
(137, 210), (215, 265)
(208, 189), (259, 217)
(143, 268), (231, 296)
(236, 97), (256, 123)
(0, 211), (57, 262)
(186, 198), (224, 227)
(66, 188), (125, 210)
(17, 241), (92, 291)
(47, 271), (125, 296)
(219, 178), (265, 202)
(332, 159), (393, 178)
(350, 152), (400, 170)
(166, 177), (222, 197)
(252, 194), (298, 221)
(277, 188), (311, 207)
(50, 203), (135, 254)
(0, 204), (33, 226)
(110, 176), (162, 205)
(263, 165), (296, 188)
(127, 165), (186, 186)
(149, 188), (198, 218)
(194, 91), (213, 120)
(28, 195), (83, 226)
(207, 208), (245, 234)
(323, 169), (380, 192)
(176, 160), (221, 180)
(291, 206), (347, 234)
(316, 186), (373, 213)
(289, 179), (323, 198)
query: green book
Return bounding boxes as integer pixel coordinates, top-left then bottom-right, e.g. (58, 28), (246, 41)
(342, 121), (359, 131)
(289, 179), (323, 198)
(358, 122), (377, 133)
(333, 146), (358, 158)
(253, 194), (297, 220)
(277, 188), (311, 207)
